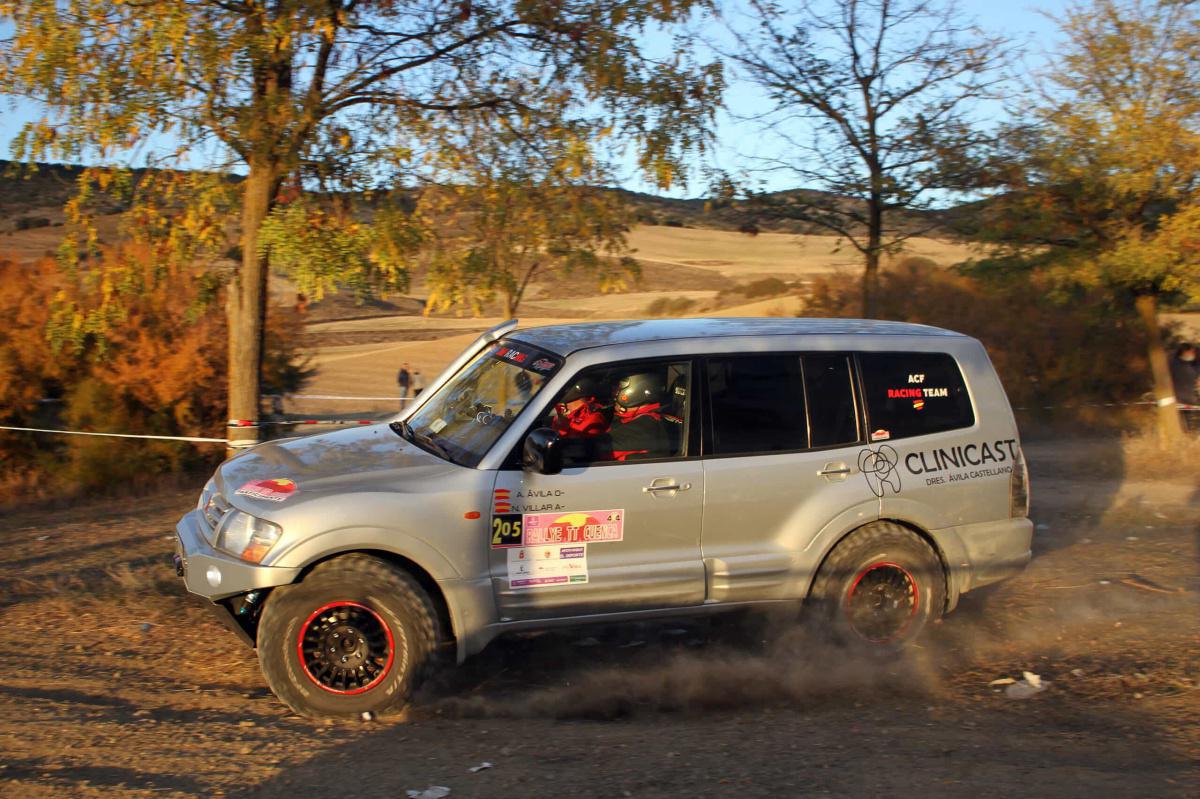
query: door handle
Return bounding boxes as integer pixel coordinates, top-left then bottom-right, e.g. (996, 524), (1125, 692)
(817, 464), (852, 476)
(643, 482), (691, 493)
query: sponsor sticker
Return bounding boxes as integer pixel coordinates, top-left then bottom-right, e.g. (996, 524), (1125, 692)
(508, 544), (588, 588)
(524, 509), (624, 545)
(489, 505), (625, 548)
(235, 478), (297, 502)
(870, 428), (891, 442)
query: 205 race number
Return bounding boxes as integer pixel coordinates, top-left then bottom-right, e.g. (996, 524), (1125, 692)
(491, 513), (524, 547)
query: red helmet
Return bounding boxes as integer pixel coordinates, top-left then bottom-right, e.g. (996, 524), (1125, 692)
(552, 376), (609, 437)
(553, 399), (609, 437)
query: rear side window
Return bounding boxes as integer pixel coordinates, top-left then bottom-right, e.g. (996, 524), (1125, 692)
(708, 355), (808, 454)
(858, 352), (974, 440)
(803, 354), (859, 448)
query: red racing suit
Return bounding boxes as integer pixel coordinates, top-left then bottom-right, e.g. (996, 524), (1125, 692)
(609, 403), (670, 461)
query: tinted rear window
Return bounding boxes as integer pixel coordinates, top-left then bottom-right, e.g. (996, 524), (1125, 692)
(803, 354), (859, 448)
(859, 352), (974, 440)
(708, 355), (808, 454)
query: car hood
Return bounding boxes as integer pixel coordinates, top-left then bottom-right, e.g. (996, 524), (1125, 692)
(217, 424), (462, 509)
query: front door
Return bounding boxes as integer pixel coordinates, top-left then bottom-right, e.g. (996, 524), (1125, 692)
(489, 359), (705, 620)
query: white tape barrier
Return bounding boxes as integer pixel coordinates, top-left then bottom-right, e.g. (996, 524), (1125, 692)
(1012, 401), (1200, 411)
(287, 394), (409, 401)
(0, 425), (228, 444)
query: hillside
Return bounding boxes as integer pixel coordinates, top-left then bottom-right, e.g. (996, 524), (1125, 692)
(0, 159), (971, 239)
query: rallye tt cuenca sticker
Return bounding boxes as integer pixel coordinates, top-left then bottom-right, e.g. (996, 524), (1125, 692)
(491, 508), (624, 548)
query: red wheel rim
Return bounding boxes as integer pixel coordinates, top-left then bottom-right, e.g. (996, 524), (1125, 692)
(297, 601), (395, 695)
(844, 562), (920, 644)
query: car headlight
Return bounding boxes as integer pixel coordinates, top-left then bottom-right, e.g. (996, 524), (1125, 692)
(216, 510), (282, 564)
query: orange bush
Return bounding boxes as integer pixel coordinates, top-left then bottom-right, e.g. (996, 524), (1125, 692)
(805, 259), (1149, 419)
(1, 245), (309, 501)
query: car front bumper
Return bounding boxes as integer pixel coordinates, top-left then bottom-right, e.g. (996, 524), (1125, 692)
(174, 509), (300, 601)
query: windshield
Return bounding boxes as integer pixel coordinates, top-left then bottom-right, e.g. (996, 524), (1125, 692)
(398, 340), (563, 467)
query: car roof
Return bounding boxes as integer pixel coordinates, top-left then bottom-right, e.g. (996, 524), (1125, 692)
(507, 317), (964, 356)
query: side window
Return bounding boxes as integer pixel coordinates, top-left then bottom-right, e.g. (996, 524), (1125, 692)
(803, 354), (860, 448)
(858, 352), (974, 440)
(540, 361), (692, 466)
(708, 355), (808, 455)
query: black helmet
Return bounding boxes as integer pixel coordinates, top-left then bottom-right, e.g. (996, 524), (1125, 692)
(614, 372), (665, 412)
(560, 375), (603, 404)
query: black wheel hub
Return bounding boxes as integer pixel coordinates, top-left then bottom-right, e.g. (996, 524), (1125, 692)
(299, 603), (392, 694)
(845, 563), (918, 643)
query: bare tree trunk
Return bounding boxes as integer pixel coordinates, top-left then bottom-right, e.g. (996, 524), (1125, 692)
(226, 161), (279, 454)
(1134, 293), (1185, 446)
(862, 178), (884, 318)
(861, 249), (881, 318)
(507, 260), (540, 318)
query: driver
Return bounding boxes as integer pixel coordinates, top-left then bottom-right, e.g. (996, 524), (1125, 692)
(609, 371), (670, 461)
(551, 375), (611, 438)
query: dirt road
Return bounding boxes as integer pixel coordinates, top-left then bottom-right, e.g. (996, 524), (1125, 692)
(0, 440), (1196, 798)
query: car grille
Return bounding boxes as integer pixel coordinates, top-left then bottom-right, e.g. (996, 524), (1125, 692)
(202, 492), (232, 543)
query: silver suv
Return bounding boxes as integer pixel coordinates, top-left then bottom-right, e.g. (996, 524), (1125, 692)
(174, 318), (1032, 718)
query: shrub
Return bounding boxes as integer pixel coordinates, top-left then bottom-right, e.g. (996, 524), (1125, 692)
(738, 221), (761, 236)
(14, 216), (51, 231)
(803, 260), (1149, 421)
(741, 277), (789, 299)
(0, 246), (310, 504)
(662, 217), (685, 228)
(644, 295), (698, 316)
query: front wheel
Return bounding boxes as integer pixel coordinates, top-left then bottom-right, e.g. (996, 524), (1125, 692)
(257, 554), (439, 720)
(809, 522), (945, 654)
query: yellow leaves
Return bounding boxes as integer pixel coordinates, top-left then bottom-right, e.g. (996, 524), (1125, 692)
(654, 160), (674, 191)
(1097, 206), (1200, 299)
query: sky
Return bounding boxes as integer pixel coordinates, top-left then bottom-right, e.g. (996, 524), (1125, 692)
(0, 0), (1072, 198)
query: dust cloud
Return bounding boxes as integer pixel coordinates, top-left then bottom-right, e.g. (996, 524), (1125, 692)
(424, 625), (941, 721)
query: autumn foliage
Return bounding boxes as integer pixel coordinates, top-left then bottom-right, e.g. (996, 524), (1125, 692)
(805, 259), (1151, 424)
(0, 246), (307, 502)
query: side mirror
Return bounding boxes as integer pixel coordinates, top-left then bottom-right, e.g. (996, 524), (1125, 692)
(522, 427), (563, 475)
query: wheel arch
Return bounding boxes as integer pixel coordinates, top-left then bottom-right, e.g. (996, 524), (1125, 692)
(278, 549), (456, 656)
(807, 517), (955, 612)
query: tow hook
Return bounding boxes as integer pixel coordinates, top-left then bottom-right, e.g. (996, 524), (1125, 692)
(237, 591), (261, 616)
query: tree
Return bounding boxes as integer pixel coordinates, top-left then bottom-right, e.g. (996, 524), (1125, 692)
(0, 0), (722, 447)
(723, 0), (1009, 316)
(981, 0), (1200, 443)
(418, 110), (638, 317)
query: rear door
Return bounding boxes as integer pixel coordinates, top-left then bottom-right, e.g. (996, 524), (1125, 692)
(489, 359), (705, 620)
(699, 353), (880, 602)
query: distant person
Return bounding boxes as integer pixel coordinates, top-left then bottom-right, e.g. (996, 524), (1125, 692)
(1171, 343), (1199, 405)
(412, 369), (425, 400)
(397, 362), (411, 409)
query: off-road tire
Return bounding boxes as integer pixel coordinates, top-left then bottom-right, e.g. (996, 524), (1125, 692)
(257, 554), (438, 720)
(809, 522), (945, 655)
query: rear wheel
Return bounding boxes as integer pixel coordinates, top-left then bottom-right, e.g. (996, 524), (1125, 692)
(257, 554), (439, 720)
(810, 522), (945, 654)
